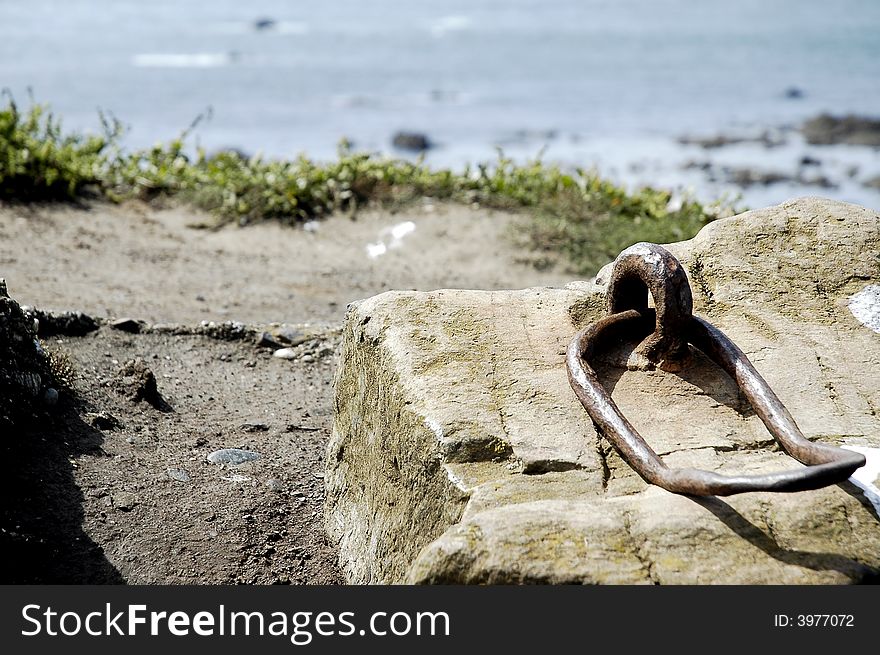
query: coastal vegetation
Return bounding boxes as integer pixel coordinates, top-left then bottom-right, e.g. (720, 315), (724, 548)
(0, 98), (731, 273)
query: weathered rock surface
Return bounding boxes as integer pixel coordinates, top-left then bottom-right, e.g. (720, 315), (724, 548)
(325, 197), (880, 584)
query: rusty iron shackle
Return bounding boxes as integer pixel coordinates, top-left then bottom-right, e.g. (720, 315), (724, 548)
(566, 243), (866, 496)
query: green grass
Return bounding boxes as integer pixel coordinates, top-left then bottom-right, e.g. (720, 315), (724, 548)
(0, 98), (738, 274)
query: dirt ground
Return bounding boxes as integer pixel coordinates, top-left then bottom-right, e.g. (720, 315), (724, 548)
(0, 199), (573, 584)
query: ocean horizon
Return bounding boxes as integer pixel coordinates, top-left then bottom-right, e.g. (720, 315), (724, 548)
(2, 0), (879, 208)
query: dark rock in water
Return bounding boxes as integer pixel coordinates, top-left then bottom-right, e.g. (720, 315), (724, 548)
(681, 160), (712, 171)
(114, 358), (170, 410)
(726, 167), (791, 187)
(678, 131), (785, 149)
(784, 87), (805, 99)
(111, 318), (144, 333)
(723, 166), (838, 190)
(863, 175), (880, 190)
(392, 132), (432, 152)
(693, 156), (840, 189)
(207, 448), (261, 465)
(254, 17), (276, 30)
(802, 114), (880, 147)
(0, 279), (54, 428)
(27, 309), (99, 337)
(799, 173), (837, 189)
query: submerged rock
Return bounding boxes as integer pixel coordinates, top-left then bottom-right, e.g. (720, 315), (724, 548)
(391, 132), (432, 152)
(863, 175), (880, 190)
(802, 113), (880, 147)
(325, 198), (880, 584)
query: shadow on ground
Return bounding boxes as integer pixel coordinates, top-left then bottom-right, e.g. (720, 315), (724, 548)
(0, 399), (125, 583)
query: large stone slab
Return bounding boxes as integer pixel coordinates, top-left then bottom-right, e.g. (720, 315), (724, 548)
(325, 197), (880, 584)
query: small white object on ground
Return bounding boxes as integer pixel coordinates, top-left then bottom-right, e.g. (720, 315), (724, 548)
(366, 221), (416, 259)
(222, 474), (251, 483)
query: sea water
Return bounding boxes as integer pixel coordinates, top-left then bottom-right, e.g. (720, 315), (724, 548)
(1, 0), (879, 207)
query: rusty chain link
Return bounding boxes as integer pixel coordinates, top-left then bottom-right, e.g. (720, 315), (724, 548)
(566, 243), (866, 496)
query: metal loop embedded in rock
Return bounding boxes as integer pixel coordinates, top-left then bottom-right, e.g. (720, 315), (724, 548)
(566, 243), (865, 496)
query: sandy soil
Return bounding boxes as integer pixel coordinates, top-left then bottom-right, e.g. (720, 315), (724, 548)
(0, 199), (574, 584)
(3, 200), (569, 324)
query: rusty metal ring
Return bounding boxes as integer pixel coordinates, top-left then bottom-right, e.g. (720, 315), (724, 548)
(566, 243), (866, 496)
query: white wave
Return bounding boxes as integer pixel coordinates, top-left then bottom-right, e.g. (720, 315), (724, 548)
(276, 21), (309, 35)
(331, 94), (379, 109)
(429, 15), (472, 37)
(210, 21), (252, 34)
(132, 53), (232, 68)
(210, 20), (308, 35)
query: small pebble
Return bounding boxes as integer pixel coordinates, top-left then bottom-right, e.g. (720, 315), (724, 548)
(266, 478), (285, 492)
(167, 468), (191, 483)
(113, 492), (137, 511)
(207, 448), (261, 465)
(301, 354), (314, 363)
(273, 348), (297, 359)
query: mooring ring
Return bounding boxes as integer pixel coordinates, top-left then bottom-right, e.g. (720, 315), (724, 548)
(566, 243), (865, 496)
